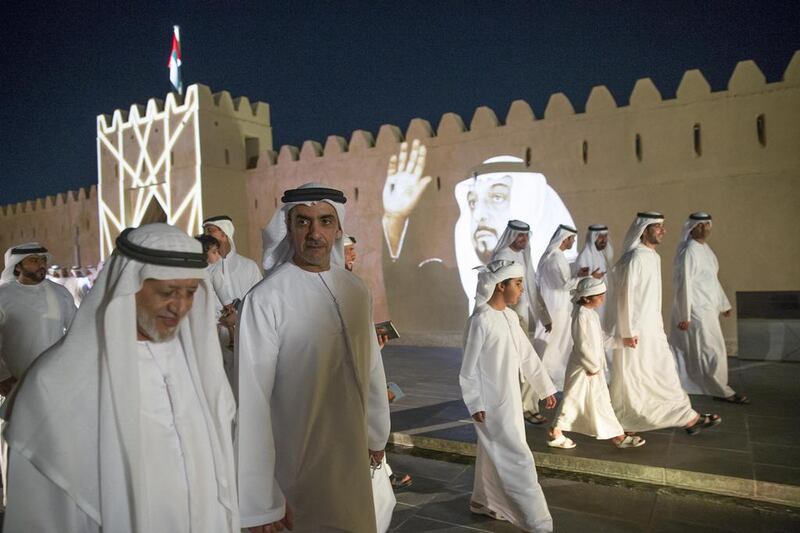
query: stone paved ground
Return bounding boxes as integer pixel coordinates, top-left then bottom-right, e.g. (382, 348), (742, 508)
(386, 449), (800, 532)
(383, 345), (800, 505)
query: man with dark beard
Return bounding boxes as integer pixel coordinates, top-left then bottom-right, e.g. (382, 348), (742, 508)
(0, 242), (76, 509)
(0, 242), (76, 388)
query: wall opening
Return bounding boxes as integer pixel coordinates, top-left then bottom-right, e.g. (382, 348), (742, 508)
(436, 176), (441, 191)
(581, 141), (588, 164)
(635, 134), (643, 161)
(245, 137), (260, 169)
(254, 198), (258, 210)
(224, 148), (230, 165)
(354, 187), (360, 201)
(524, 147), (532, 166)
(139, 196), (169, 225)
(693, 123), (702, 156)
(756, 114), (766, 147)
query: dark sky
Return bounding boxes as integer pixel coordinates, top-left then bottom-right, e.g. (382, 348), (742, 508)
(1, 1), (798, 206)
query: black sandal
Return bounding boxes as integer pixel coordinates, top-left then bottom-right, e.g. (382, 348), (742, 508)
(715, 393), (750, 405)
(685, 413), (722, 435)
(524, 411), (548, 425)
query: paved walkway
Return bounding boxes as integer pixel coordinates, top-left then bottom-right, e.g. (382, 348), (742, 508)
(382, 345), (800, 507)
(386, 449), (800, 532)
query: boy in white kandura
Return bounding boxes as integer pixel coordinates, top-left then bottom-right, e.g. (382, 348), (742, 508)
(460, 259), (555, 533)
(548, 277), (646, 450)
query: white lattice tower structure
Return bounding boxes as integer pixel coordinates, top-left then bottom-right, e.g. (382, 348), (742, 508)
(97, 84), (271, 259)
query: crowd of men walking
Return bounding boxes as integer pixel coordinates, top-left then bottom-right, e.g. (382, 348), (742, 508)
(0, 180), (746, 532)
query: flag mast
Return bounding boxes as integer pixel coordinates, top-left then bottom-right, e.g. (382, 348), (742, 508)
(168, 25), (183, 95)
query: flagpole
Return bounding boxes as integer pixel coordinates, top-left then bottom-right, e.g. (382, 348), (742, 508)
(168, 25), (183, 95)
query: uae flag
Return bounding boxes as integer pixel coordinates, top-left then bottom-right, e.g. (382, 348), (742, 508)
(168, 25), (182, 94)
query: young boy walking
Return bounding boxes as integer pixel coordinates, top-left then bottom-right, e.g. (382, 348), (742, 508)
(548, 277), (646, 449)
(460, 259), (556, 533)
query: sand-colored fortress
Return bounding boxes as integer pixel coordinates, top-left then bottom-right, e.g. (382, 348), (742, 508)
(2, 52), (799, 353)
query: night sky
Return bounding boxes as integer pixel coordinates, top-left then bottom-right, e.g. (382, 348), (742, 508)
(1, 1), (798, 206)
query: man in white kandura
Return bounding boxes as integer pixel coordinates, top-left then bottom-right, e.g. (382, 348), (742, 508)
(611, 212), (721, 435)
(460, 259), (555, 532)
(0, 242), (76, 388)
(0, 242), (77, 508)
(670, 212), (748, 404)
(491, 220), (553, 425)
(576, 224), (614, 327)
(3, 224), (239, 532)
(238, 184), (391, 533)
(203, 215), (262, 381)
(536, 225), (600, 390)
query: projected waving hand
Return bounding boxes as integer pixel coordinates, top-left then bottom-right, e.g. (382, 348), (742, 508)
(382, 139), (432, 260)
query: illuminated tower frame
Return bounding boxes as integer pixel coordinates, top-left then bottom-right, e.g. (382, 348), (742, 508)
(96, 84), (271, 259)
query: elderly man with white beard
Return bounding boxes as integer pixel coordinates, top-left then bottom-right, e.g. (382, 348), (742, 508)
(238, 184), (391, 533)
(611, 212), (721, 435)
(2, 224), (239, 532)
(670, 212), (748, 404)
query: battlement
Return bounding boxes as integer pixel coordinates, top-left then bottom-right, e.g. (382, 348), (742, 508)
(254, 52), (800, 167)
(97, 84), (270, 132)
(0, 185), (96, 218)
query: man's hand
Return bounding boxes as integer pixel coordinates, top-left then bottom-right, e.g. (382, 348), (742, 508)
(722, 310), (731, 318)
(591, 268), (604, 280)
(677, 320), (690, 331)
(382, 140), (432, 258)
(376, 333), (390, 349)
(544, 323), (553, 333)
(369, 449), (385, 465)
(250, 504), (294, 533)
(472, 411), (486, 423)
(0, 377), (17, 397)
(577, 267), (590, 277)
(543, 395), (557, 409)
(218, 304), (237, 328)
(623, 336), (639, 348)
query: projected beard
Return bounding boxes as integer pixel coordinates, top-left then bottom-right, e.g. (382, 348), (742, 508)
(454, 155), (577, 314)
(467, 175), (512, 265)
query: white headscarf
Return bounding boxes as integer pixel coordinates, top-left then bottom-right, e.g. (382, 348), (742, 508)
(474, 259), (526, 308)
(454, 155), (577, 311)
(493, 220), (542, 312)
(261, 182), (347, 274)
(676, 212), (712, 255)
(572, 277), (607, 303)
(672, 212), (713, 284)
(203, 215), (237, 251)
(4, 223), (238, 531)
(618, 212), (665, 258)
(343, 234), (357, 247)
(537, 224), (578, 272)
(578, 224), (614, 267)
(1, 242), (53, 284)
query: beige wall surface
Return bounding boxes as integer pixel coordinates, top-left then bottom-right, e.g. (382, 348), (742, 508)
(1, 55), (798, 353)
(244, 55), (800, 351)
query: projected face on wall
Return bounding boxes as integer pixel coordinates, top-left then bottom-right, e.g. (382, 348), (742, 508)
(455, 155), (576, 311)
(381, 147), (576, 314)
(466, 174), (512, 264)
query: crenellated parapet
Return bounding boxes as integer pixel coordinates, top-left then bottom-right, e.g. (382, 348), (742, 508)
(0, 185), (96, 218)
(97, 84), (269, 132)
(252, 53), (798, 163)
